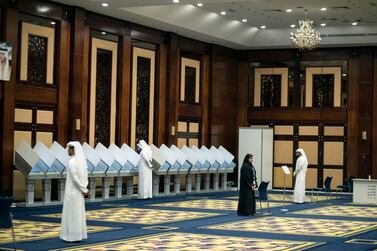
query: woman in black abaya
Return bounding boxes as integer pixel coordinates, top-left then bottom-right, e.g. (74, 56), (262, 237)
(237, 154), (257, 216)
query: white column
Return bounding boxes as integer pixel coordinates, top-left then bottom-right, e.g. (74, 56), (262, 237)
(126, 176), (134, 198)
(43, 179), (52, 203)
(213, 173), (220, 191)
(196, 174), (201, 192)
(222, 173), (228, 190)
(186, 174), (192, 193)
(164, 175), (170, 195)
(58, 179), (65, 202)
(89, 177), (96, 201)
(102, 177), (110, 200)
(153, 173), (159, 196)
(204, 173), (210, 191)
(174, 175), (180, 194)
(25, 179), (35, 205)
(114, 177), (123, 198)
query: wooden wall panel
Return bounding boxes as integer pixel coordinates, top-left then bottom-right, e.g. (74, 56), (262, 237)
(373, 49), (377, 179)
(1, 7), (17, 196)
(210, 45), (238, 153)
(237, 60), (248, 128)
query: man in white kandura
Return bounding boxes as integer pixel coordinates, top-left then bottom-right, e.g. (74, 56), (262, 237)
(60, 142), (89, 242)
(0, 46), (11, 81)
(293, 148), (308, 204)
(137, 140), (153, 199)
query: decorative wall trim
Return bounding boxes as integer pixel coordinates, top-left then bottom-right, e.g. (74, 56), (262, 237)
(305, 67), (341, 107)
(254, 67), (288, 107)
(89, 38), (118, 147)
(131, 47), (155, 148)
(180, 57), (200, 103)
(20, 22), (55, 84)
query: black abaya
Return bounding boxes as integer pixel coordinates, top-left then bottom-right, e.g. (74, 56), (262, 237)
(237, 162), (256, 216)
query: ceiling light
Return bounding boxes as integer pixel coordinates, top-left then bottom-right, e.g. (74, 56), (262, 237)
(342, 73), (347, 77)
(286, 9), (292, 13)
(320, 23), (326, 26)
(173, 0), (179, 3)
(50, 21), (56, 25)
(220, 11), (226, 15)
(320, 7), (327, 11)
(242, 19), (247, 23)
(290, 24), (296, 28)
(101, 3), (108, 7)
(260, 25), (266, 29)
(101, 31), (107, 35)
(352, 22), (358, 26)
(197, 3), (203, 7)
(290, 12), (321, 50)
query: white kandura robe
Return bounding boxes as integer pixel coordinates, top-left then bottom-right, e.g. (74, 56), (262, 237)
(138, 147), (153, 199)
(60, 157), (88, 242)
(293, 155), (308, 203)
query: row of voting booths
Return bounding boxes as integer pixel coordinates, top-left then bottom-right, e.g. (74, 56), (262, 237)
(15, 140), (236, 206)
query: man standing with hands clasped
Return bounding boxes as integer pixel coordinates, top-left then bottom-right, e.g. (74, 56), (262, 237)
(293, 149), (308, 204)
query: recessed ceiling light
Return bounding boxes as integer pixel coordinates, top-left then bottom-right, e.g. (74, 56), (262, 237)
(342, 73), (347, 77)
(173, 0), (179, 3)
(197, 3), (203, 7)
(320, 7), (327, 11)
(320, 23), (326, 26)
(220, 11), (226, 15)
(101, 2), (108, 7)
(50, 21), (56, 25)
(286, 9), (292, 13)
(242, 19), (247, 23)
(290, 24), (295, 28)
(101, 31), (107, 35)
(260, 25), (266, 29)
(352, 22), (358, 26)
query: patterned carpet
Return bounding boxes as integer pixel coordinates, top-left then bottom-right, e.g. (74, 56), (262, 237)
(0, 190), (376, 251)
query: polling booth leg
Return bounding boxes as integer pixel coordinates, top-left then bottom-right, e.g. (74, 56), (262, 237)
(196, 174), (201, 192)
(102, 177), (110, 200)
(126, 176), (134, 198)
(222, 173), (228, 190)
(25, 179), (35, 205)
(174, 175), (180, 194)
(114, 177), (122, 199)
(43, 179), (52, 204)
(186, 174), (192, 193)
(213, 173), (220, 191)
(153, 173), (159, 196)
(58, 179), (66, 202)
(164, 175), (170, 195)
(89, 177), (96, 201)
(204, 173), (210, 191)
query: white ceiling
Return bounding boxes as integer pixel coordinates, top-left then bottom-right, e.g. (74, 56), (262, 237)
(52, 0), (377, 49)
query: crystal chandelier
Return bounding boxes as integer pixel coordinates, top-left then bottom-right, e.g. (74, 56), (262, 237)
(290, 12), (321, 50)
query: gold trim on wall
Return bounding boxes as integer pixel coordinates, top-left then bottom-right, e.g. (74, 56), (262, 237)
(20, 22), (55, 84)
(15, 108), (32, 123)
(89, 38), (118, 147)
(299, 126), (318, 136)
(180, 57), (200, 103)
(274, 140), (293, 163)
(36, 110), (54, 124)
(254, 68), (288, 107)
(298, 141), (318, 165)
(131, 47), (155, 149)
(305, 67), (341, 107)
(274, 125), (293, 135)
(324, 142), (344, 165)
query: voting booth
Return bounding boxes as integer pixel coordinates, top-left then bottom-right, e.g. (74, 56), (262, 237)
(50, 141), (70, 201)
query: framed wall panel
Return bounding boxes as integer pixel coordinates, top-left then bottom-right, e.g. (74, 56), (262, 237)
(274, 140), (293, 164)
(324, 142), (344, 165)
(324, 126), (344, 136)
(180, 57), (200, 104)
(323, 168), (343, 189)
(15, 108), (32, 123)
(298, 141), (318, 165)
(177, 120), (201, 148)
(89, 38), (118, 147)
(306, 168), (318, 189)
(305, 67), (341, 107)
(299, 126), (318, 136)
(273, 166), (293, 188)
(254, 68), (288, 107)
(131, 47), (155, 148)
(20, 22), (55, 85)
(274, 125), (293, 135)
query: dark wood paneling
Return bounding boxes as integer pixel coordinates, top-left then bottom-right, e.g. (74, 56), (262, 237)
(179, 37), (206, 55)
(201, 54), (210, 146)
(373, 53), (377, 179)
(166, 33), (179, 146)
(1, 7), (17, 196)
(347, 58), (359, 178)
(69, 8), (89, 142)
(117, 31), (131, 145)
(248, 108), (347, 123)
(358, 154), (371, 178)
(130, 23), (164, 44)
(237, 60), (248, 127)
(86, 11), (123, 35)
(156, 43), (167, 145)
(56, 19), (70, 144)
(210, 45), (238, 154)
(16, 0), (65, 20)
(178, 104), (202, 118)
